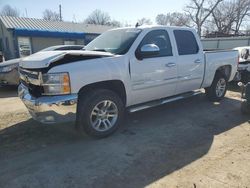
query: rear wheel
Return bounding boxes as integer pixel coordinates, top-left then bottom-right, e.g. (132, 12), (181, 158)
(76, 89), (124, 138)
(205, 72), (228, 102)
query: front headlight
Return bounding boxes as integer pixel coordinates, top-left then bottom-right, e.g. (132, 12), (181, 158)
(42, 72), (71, 95)
(0, 65), (17, 73)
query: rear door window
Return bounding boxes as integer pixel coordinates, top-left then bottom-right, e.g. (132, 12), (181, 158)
(174, 30), (199, 55)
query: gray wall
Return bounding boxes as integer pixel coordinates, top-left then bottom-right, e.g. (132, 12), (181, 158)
(202, 37), (250, 50)
(0, 20), (97, 60)
(31, 37), (63, 53)
(0, 21), (86, 59)
(0, 24), (16, 60)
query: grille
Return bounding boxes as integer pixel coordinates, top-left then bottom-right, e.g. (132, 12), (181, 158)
(19, 68), (41, 86)
(19, 69), (39, 79)
(19, 68), (43, 97)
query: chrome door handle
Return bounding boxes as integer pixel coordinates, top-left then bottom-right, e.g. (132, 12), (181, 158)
(165, 62), (176, 67)
(194, 59), (202, 64)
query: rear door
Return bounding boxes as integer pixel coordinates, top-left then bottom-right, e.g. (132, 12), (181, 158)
(130, 29), (178, 104)
(173, 30), (205, 94)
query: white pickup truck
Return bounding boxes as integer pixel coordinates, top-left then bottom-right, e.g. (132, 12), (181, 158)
(18, 26), (238, 138)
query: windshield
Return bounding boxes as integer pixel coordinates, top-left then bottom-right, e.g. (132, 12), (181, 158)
(85, 28), (142, 55)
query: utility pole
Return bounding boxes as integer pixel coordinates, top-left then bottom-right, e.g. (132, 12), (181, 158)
(59, 4), (62, 21)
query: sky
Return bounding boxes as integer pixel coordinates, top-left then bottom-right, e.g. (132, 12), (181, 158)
(0, 0), (187, 24)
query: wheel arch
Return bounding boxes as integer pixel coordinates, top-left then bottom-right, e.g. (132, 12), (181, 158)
(202, 64), (232, 89)
(216, 65), (232, 81)
(77, 80), (127, 105)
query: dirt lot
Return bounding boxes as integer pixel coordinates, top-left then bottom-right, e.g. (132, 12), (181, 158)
(0, 85), (250, 188)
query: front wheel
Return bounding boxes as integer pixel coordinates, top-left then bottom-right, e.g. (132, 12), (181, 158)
(205, 72), (228, 102)
(76, 89), (124, 138)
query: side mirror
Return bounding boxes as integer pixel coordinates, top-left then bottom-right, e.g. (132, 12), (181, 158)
(137, 44), (160, 60)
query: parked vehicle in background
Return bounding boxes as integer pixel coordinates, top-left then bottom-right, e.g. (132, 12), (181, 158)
(238, 82), (250, 114)
(18, 26), (238, 138)
(0, 51), (4, 63)
(40, 45), (84, 52)
(0, 45), (84, 86)
(234, 46), (250, 83)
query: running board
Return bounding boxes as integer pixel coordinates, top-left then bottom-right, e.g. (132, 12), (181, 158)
(128, 90), (203, 113)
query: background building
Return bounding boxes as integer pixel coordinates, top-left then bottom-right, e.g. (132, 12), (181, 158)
(0, 16), (114, 60)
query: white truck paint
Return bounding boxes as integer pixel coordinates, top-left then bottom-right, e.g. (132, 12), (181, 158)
(18, 26), (238, 137)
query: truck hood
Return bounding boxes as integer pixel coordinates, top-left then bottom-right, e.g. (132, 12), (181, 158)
(19, 50), (114, 69)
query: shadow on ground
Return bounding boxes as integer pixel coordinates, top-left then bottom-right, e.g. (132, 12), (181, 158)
(0, 94), (248, 188)
(0, 86), (18, 98)
(228, 82), (241, 92)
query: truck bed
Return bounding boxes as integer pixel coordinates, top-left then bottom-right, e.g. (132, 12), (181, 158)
(201, 50), (238, 88)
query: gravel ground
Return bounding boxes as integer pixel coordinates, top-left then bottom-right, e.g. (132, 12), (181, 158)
(0, 85), (249, 188)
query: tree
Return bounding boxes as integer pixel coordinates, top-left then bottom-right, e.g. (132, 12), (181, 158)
(185, 0), (223, 36)
(156, 14), (168, 25)
(84, 10), (121, 27)
(137, 18), (152, 25)
(84, 9), (111, 25)
(156, 12), (191, 26)
(234, 0), (250, 34)
(43, 9), (61, 21)
(109, 20), (122, 27)
(211, 1), (236, 34)
(210, 0), (250, 35)
(0, 5), (19, 17)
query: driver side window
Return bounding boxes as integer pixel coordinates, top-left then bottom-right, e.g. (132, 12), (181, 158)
(137, 30), (173, 58)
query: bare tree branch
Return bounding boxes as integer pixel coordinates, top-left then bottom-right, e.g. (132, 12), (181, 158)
(43, 9), (61, 21)
(234, 0), (250, 34)
(184, 0), (223, 36)
(84, 9), (111, 25)
(137, 18), (153, 25)
(209, 0), (250, 35)
(156, 12), (191, 27)
(0, 5), (19, 17)
(84, 9), (121, 26)
(211, 1), (236, 34)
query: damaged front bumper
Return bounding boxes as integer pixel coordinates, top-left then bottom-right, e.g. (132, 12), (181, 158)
(18, 83), (78, 124)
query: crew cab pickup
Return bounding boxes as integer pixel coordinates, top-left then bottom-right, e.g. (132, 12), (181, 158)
(18, 26), (238, 138)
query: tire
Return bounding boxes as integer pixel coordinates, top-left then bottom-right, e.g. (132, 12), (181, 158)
(241, 100), (250, 115)
(76, 89), (124, 138)
(205, 72), (228, 102)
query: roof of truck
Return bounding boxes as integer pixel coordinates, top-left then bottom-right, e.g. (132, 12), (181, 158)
(138, 25), (189, 29)
(109, 25), (194, 32)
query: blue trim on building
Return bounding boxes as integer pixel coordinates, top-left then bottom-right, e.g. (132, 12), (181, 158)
(13, 28), (85, 39)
